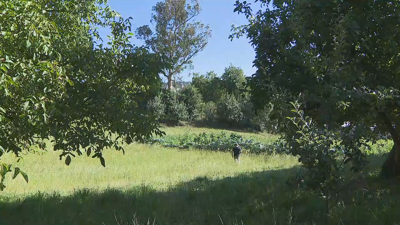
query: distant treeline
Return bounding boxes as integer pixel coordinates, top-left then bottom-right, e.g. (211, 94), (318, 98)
(147, 65), (276, 132)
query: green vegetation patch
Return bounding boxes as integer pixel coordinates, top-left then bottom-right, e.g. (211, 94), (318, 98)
(147, 130), (285, 155)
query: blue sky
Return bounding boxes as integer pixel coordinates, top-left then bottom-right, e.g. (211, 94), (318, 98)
(100, 0), (258, 81)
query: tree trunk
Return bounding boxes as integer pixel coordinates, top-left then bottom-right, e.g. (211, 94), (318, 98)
(167, 75), (174, 91)
(380, 143), (400, 178)
(378, 111), (400, 178)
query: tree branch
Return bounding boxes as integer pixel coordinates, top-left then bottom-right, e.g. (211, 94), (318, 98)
(170, 46), (203, 75)
(160, 70), (168, 78)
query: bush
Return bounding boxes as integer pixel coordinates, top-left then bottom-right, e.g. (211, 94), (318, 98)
(147, 96), (165, 120)
(251, 103), (276, 132)
(220, 65), (246, 99)
(202, 101), (217, 121)
(217, 94), (243, 124)
(169, 101), (189, 122)
(146, 131), (285, 155)
(180, 85), (203, 121)
(239, 100), (255, 127)
(192, 72), (224, 103)
(161, 90), (189, 123)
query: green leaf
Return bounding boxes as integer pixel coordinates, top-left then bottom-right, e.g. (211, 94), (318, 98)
(86, 147), (92, 157)
(12, 167), (20, 179)
(100, 156), (106, 167)
(1, 164), (10, 173)
(0, 65), (7, 72)
(7, 76), (17, 86)
(23, 101), (30, 110)
(65, 155), (71, 166)
(92, 153), (100, 159)
(26, 40), (31, 48)
(4, 88), (10, 97)
(20, 171), (29, 183)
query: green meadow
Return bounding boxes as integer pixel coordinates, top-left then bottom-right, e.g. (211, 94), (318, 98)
(0, 127), (398, 225)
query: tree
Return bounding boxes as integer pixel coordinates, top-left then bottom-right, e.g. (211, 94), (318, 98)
(179, 85), (203, 121)
(0, 0), (163, 190)
(233, 0), (400, 179)
(137, 0), (212, 90)
(217, 94), (243, 124)
(192, 71), (223, 103)
(221, 65), (247, 99)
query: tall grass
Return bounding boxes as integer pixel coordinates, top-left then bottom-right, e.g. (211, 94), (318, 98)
(0, 126), (398, 225)
(0, 144), (297, 196)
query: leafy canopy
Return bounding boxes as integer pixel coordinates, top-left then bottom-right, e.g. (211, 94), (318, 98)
(232, 0), (400, 186)
(0, 0), (163, 190)
(221, 65), (247, 100)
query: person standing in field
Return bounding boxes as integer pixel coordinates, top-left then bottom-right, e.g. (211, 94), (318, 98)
(232, 143), (242, 163)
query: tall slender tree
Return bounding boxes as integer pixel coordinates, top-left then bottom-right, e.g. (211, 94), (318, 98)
(137, 0), (212, 90)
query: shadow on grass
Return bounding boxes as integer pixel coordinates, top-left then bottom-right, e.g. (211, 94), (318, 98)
(0, 166), (311, 225)
(1, 157), (400, 225)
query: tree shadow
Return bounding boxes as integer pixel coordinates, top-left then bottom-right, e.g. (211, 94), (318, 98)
(1, 162), (400, 225)
(0, 166), (311, 225)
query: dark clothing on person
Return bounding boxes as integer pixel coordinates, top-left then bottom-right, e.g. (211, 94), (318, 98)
(233, 146), (242, 156)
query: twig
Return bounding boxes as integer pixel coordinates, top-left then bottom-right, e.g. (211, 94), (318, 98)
(218, 214), (224, 225)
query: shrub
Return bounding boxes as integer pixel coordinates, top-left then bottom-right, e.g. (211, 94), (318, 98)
(251, 103), (276, 132)
(147, 96), (165, 120)
(146, 131), (285, 155)
(239, 100), (255, 127)
(180, 85), (203, 121)
(192, 72), (224, 103)
(220, 65), (246, 99)
(217, 94), (243, 124)
(169, 101), (189, 122)
(203, 101), (217, 121)
(161, 90), (189, 123)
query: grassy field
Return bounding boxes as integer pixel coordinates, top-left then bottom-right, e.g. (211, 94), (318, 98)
(0, 126), (399, 225)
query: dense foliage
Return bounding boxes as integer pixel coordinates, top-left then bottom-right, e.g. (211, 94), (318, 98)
(179, 85), (203, 121)
(147, 65), (276, 131)
(0, 0), (163, 189)
(191, 71), (223, 102)
(232, 0), (400, 193)
(217, 93), (244, 124)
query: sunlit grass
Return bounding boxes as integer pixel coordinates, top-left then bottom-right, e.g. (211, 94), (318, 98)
(0, 126), (397, 225)
(1, 143), (297, 197)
